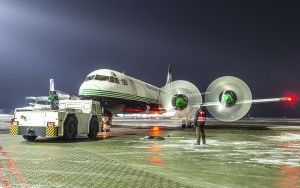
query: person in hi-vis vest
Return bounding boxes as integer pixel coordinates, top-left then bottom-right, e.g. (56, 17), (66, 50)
(194, 107), (206, 145)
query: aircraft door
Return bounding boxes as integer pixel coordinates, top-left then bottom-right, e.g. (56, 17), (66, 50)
(129, 79), (137, 95)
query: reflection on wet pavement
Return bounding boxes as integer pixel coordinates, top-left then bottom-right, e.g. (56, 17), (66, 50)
(276, 137), (300, 188)
(148, 142), (164, 166)
(0, 128), (299, 187)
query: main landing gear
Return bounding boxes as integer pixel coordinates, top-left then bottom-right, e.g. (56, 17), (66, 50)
(181, 119), (194, 129)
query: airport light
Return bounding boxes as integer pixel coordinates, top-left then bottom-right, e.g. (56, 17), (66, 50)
(151, 126), (161, 137)
(152, 126), (160, 131)
(285, 93), (298, 104)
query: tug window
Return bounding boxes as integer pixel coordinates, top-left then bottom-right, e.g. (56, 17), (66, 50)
(95, 75), (110, 81)
(121, 79), (128, 86)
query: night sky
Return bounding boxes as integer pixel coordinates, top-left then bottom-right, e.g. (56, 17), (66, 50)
(0, 0), (299, 117)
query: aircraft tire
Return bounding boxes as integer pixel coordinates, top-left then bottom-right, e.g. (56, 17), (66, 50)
(88, 116), (99, 139)
(23, 135), (37, 142)
(187, 121), (192, 128)
(182, 119), (186, 129)
(63, 115), (78, 141)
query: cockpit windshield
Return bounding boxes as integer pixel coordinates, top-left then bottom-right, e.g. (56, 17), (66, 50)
(95, 75), (110, 81)
(85, 75), (95, 81)
(85, 75), (120, 84)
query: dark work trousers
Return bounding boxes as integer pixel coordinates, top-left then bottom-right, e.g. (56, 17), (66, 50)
(196, 124), (206, 145)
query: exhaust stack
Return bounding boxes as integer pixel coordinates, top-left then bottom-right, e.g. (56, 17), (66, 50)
(50, 79), (55, 92)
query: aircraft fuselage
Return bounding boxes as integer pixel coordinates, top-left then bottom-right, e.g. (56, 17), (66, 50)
(79, 69), (162, 113)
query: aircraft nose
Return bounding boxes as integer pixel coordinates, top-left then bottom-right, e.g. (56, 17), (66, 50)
(78, 80), (115, 97)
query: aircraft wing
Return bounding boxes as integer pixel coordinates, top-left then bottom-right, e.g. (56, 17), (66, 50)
(237, 97), (288, 104)
(202, 97), (289, 107)
(26, 96), (49, 101)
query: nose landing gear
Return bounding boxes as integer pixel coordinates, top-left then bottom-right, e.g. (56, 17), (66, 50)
(101, 109), (112, 132)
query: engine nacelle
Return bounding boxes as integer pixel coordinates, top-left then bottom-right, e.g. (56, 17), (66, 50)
(219, 90), (238, 107)
(172, 94), (189, 111)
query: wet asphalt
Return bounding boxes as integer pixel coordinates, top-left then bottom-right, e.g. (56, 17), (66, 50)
(0, 125), (299, 188)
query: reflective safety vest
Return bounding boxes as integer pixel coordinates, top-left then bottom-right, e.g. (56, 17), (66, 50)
(197, 110), (206, 123)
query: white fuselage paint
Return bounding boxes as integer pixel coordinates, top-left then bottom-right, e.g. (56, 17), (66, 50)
(79, 69), (161, 106)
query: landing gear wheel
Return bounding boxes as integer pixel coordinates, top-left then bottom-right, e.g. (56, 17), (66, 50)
(106, 118), (111, 132)
(63, 115), (78, 141)
(99, 118), (104, 132)
(187, 121), (192, 128)
(88, 116), (99, 139)
(23, 135), (37, 142)
(182, 119), (186, 129)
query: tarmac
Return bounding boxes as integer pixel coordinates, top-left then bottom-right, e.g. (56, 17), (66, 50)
(0, 119), (299, 187)
(113, 118), (300, 130)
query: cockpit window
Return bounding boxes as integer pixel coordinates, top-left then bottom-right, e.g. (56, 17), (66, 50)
(95, 75), (110, 81)
(85, 75), (95, 81)
(109, 77), (120, 84)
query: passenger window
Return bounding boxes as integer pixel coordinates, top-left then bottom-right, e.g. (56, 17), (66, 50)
(121, 79), (128, 86)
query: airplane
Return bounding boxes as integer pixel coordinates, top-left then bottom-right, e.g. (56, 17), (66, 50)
(0, 114), (14, 122)
(78, 64), (296, 126)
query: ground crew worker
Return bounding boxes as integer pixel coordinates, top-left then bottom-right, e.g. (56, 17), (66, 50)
(194, 107), (206, 145)
(48, 91), (59, 110)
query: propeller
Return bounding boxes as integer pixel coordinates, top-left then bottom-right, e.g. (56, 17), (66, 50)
(204, 76), (252, 122)
(160, 80), (202, 118)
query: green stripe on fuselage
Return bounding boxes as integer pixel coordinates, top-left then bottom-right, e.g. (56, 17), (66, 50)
(81, 89), (157, 101)
(79, 89), (159, 103)
(81, 91), (153, 103)
(80, 91), (157, 103)
(80, 90), (152, 101)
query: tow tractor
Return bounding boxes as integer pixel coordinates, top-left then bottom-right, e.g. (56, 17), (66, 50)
(10, 79), (103, 141)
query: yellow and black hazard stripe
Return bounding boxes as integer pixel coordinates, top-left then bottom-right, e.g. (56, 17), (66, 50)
(10, 124), (18, 135)
(46, 125), (58, 137)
